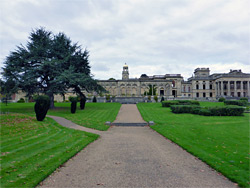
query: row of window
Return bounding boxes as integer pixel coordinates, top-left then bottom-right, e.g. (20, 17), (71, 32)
(196, 93), (213, 98)
(196, 84), (213, 90)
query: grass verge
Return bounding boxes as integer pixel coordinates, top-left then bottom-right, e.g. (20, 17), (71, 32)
(0, 113), (99, 187)
(137, 102), (249, 187)
(0, 102), (121, 131)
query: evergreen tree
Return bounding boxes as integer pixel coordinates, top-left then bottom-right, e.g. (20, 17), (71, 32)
(2, 28), (104, 108)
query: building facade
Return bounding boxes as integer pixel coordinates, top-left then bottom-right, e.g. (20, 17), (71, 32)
(9, 64), (250, 102)
(98, 64), (250, 100)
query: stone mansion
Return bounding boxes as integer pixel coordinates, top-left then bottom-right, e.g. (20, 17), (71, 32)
(98, 64), (250, 100)
(10, 64), (250, 102)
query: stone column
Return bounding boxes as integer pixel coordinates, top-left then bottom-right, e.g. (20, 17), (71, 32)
(151, 84), (154, 96)
(227, 81), (230, 97)
(240, 81), (243, 97)
(248, 81), (250, 97)
(164, 85), (166, 97)
(221, 81), (224, 96)
(215, 82), (218, 97)
(234, 81), (237, 97)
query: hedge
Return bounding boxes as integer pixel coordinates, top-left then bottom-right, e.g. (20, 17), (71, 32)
(162, 100), (200, 107)
(224, 100), (247, 106)
(162, 101), (179, 107)
(170, 105), (244, 116)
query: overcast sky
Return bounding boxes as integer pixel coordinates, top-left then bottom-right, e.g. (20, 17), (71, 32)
(0, 0), (249, 80)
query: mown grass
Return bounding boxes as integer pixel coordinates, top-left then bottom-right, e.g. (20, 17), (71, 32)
(137, 102), (249, 187)
(47, 103), (121, 131)
(0, 102), (121, 131)
(0, 113), (99, 187)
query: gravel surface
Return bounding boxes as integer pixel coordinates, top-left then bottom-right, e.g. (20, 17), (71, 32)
(39, 105), (237, 188)
(113, 104), (147, 123)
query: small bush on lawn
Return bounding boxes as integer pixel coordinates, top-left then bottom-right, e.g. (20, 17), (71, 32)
(80, 96), (86, 110)
(154, 95), (158, 102)
(34, 95), (50, 121)
(224, 100), (247, 106)
(17, 98), (25, 103)
(93, 96), (97, 103)
(106, 94), (111, 102)
(218, 97), (225, 102)
(160, 96), (164, 102)
(69, 97), (78, 114)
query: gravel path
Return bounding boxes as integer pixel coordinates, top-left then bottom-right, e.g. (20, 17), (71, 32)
(113, 104), (147, 123)
(40, 106), (237, 187)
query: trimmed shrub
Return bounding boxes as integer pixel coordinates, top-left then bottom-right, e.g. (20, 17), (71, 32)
(224, 100), (247, 106)
(148, 96), (151, 101)
(162, 101), (179, 107)
(93, 96), (97, 103)
(198, 108), (211, 116)
(240, 97), (248, 101)
(71, 101), (77, 114)
(17, 98), (25, 103)
(80, 97), (86, 110)
(106, 95), (111, 102)
(160, 96), (164, 102)
(170, 105), (244, 116)
(170, 105), (198, 113)
(162, 100), (200, 107)
(154, 95), (158, 102)
(218, 97), (225, 102)
(209, 106), (244, 116)
(69, 97), (77, 114)
(34, 95), (50, 121)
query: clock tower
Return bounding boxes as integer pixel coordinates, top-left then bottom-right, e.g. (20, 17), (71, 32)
(122, 63), (129, 80)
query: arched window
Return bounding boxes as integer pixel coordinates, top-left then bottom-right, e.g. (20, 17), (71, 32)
(172, 81), (175, 87)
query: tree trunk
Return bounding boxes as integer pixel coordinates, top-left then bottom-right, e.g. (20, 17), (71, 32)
(49, 94), (55, 109)
(74, 86), (86, 110)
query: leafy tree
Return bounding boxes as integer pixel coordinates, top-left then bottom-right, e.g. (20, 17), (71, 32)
(2, 27), (104, 109)
(144, 85), (157, 96)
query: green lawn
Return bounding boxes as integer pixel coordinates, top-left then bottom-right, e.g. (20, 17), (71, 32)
(0, 113), (99, 187)
(137, 102), (250, 187)
(1, 102), (121, 131)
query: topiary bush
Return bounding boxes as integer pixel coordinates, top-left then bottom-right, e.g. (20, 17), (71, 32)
(17, 98), (25, 103)
(218, 97), (226, 102)
(154, 95), (158, 102)
(69, 97), (77, 114)
(106, 95), (111, 102)
(93, 96), (97, 103)
(80, 96), (86, 110)
(160, 96), (164, 102)
(34, 95), (50, 121)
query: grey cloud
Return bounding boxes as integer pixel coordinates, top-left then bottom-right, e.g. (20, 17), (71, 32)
(1, 0), (249, 79)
